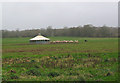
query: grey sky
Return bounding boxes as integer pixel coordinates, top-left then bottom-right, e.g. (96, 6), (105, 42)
(2, 2), (118, 30)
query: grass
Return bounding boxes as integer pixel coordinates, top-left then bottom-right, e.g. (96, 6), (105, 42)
(2, 37), (118, 81)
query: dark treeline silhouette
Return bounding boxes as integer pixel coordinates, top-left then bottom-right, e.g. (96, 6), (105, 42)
(2, 24), (118, 38)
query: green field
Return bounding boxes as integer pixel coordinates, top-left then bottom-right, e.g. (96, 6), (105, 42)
(2, 37), (118, 81)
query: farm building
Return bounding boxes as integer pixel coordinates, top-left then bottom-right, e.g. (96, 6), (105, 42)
(29, 33), (50, 44)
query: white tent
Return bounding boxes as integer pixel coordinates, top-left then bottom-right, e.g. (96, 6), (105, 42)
(29, 34), (50, 44)
(30, 35), (50, 41)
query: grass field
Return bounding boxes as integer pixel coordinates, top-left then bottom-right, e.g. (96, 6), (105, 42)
(2, 37), (118, 81)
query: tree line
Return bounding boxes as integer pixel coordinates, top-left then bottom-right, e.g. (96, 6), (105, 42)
(1, 24), (118, 38)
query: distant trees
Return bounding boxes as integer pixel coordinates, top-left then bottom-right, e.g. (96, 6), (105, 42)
(46, 26), (54, 37)
(1, 24), (118, 38)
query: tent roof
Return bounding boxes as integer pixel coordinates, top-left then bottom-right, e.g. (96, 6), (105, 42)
(30, 35), (50, 41)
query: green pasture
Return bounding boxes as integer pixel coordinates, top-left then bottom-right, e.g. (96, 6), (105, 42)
(2, 37), (118, 81)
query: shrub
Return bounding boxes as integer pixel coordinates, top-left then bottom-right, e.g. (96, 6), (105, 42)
(10, 74), (19, 79)
(26, 68), (41, 76)
(48, 72), (59, 77)
(50, 56), (57, 60)
(31, 60), (35, 63)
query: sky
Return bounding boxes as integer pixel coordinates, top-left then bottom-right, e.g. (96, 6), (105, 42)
(0, 0), (119, 2)
(1, 2), (118, 30)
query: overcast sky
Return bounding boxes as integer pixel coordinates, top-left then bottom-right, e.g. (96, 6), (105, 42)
(2, 2), (118, 30)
